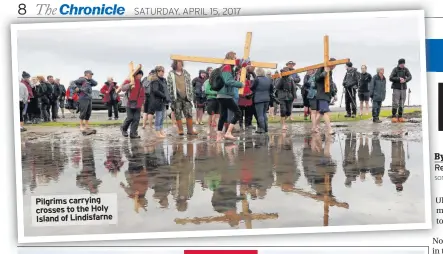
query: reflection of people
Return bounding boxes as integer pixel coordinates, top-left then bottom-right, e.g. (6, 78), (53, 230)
(388, 140), (410, 191)
(121, 141), (148, 211)
(370, 132), (385, 186)
(343, 133), (358, 187)
(173, 143), (195, 212)
(305, 133), (336, 197)
(211, 166), (241, 227)
(356, 135), (370, 182)
(76, 139), (102, 193)
(274, 135), (300, 192)
(104, 140), (124, 176)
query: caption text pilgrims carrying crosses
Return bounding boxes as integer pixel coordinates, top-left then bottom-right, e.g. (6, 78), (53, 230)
(34, 196), (113, 223)
(134, 7), (241, 16)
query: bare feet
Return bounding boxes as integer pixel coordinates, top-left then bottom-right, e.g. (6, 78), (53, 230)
(224, 133), (237, 140)
(216, 131), (224, 142)
(311, 127), (319, 133)
(156, 131), (166, 138)
(282, 125), (288, 130)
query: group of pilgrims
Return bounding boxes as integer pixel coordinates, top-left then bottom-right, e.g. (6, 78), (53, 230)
(18, 51), (412, 141)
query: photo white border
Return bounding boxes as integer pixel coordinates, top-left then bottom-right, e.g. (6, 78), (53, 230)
(17, 246), (429, 253)
(11, 9), (431, 244)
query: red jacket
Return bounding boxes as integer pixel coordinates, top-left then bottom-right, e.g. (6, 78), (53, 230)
(100, 82), (120, 103)
(65, 88), (79, 102)
(238, 79), (253, 107)
(123, 79), (145, 109)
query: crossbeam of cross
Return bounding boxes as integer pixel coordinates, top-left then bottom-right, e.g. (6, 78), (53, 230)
(171, 32), (278, 95)
(174, 184), (278, 229)
(272, 35), (350, 93)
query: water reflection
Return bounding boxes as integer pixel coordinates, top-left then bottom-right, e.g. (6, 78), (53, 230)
(21, 130), (424, 234)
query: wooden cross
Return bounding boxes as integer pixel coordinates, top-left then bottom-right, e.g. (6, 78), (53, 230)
(171, 32), (278, 95)
(174, 184), (278, 229)
(116, 61), (142, 93)
(284, 173), (349, 226)
(271, 35), (350, 93)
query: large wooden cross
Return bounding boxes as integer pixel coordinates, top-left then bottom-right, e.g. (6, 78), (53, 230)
(171, 32), (278, 95)
(272, 35), (350, 93)
(285, 174), (349, 226)
(116, 61), (142, 93)
(174, 184), (278, 229)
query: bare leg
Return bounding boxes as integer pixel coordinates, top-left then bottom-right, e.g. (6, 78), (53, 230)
(360, 101), (363, 116)
(171, 112), (176, 126)
(323, 113), (334, 134)
(207, 114), (213, 134)
(315, 112), (322, 132)
(148, 114), (153, 128)
(85, 120), (89, 129)
(269, 107), (274, 119)
(224, 123), (238, 140)
(213, 114), (220, 126)
(79, 120), (85, 131)
(365, 101), (369, 115)
(142, 113), (148, 129)
(311, 110), (318, 132)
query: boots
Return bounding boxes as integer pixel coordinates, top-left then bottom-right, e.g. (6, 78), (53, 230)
(392, 108), (398, 123)
(373, 117), (382, 123)
(186, 118), (198, 135)
(176, 119), (184, 135)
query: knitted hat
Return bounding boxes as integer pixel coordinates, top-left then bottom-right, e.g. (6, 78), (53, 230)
(346, 62), (353, 67)
(398, 58), (406, 64)
(135, 69), (144, 76)
(22, 71), (30, 79)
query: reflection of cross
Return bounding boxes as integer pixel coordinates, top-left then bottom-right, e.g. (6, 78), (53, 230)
(285, 174), (349, 226)
(171, 32), (278, 94)
(174, 184), (278, 229)
(272, 35), (350, 93)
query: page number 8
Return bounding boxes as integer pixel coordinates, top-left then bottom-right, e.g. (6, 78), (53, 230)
(18, 4), (26, 15)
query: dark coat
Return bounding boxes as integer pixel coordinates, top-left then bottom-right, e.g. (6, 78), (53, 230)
(343, 67), (359, 89)
(251, 76), (273, 104)
(276, 76), (296, 101)
(389, 66), (412, 90)
(314, 67), (336, 102)
(369, 74), (387, 102)
(358, 72), (372, 94)
(149, 75), (169, 112)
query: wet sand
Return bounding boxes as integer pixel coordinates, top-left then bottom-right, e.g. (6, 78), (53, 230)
(20, 116), (425, 236)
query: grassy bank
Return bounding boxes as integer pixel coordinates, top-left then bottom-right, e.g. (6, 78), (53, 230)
(36, 108), (421, 128)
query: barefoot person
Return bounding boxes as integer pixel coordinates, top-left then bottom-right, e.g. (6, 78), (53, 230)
(73, 70), (98, 131)
(19, 72), (30, 132)
(306, 69), (319, 132)
(120, 69), (145, 139)
(216, 51), (244, 141)
(313, 60), (337, 135)
(142, 70), (155, 129)
(100, 77), (120, 120)
(167, 60), (198, 136)
(389, 58), (412, 123)
(149, 66), (170, 138)
(302, 69), (315, 121)
(192, 70), (207, 125)
(275, 67), (297, 130)
(204, 72), (220, 134)
(369, 67), (387, 123)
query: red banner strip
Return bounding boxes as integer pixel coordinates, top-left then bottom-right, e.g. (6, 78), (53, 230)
(184, 250), (258, 254)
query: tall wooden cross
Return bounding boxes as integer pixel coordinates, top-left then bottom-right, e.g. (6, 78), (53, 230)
(272, 35), (350, 93)
(171, 32), (278, 95)
(285, 173), (349, 226)
(174, 184), (278, 229)
(116, 61), (142, 93)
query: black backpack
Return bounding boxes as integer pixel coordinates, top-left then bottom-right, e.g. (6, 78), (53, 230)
(209, 67), (225, 92)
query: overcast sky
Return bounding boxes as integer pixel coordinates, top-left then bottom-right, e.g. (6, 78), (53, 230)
(15, 13), (423, 106)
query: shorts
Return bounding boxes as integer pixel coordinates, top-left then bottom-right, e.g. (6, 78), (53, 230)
(59, 99), (65, 108)
(309, 99), (318, 111)
(206, 99), (220, 115)
(144, 97), (154, 114)
(195, 97), (206, 109)
(358, 93), (370, 102)
(318, 100), (330, 114)
(280, 100), (292, 117)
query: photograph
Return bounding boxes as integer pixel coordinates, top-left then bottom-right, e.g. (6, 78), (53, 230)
(17, 247), (429, 254)
(12, 10), (430, 243)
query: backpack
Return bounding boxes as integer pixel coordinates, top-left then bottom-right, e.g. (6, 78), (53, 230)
(307, 75), (317, 100)
(209, 67), (225, 92)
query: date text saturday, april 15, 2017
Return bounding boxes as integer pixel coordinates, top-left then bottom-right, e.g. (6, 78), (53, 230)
(134, 7), (242, 16)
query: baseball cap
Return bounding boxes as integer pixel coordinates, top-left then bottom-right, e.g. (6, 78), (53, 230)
(84, 70), (94, 75)
(286, 61), (295, 65)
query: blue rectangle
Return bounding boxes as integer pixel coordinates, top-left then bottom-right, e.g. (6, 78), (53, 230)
(426, 39), (443, 72)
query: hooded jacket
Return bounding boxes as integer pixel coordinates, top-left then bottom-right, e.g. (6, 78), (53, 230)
(100, 81), (120, 103)
(216, 65), (243, 98)
(276, 76), (296, 101)
(73, 77), (98, 100)
(389, 66), (412, 90)
(149, 74), (169, 112)
(192, 70), (206, 99)
(343, 67), (359, 89)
